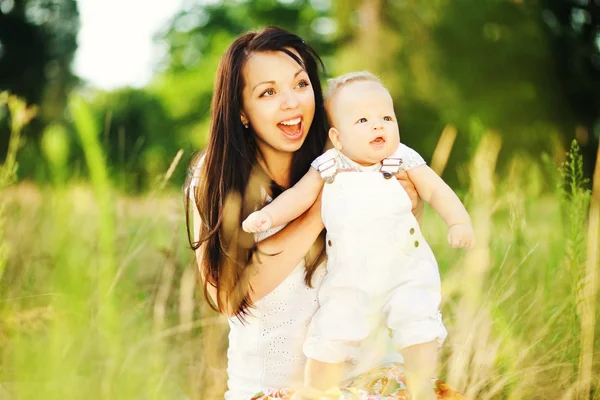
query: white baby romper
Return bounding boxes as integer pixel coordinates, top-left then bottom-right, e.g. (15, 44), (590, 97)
(303, 143), (447, 364)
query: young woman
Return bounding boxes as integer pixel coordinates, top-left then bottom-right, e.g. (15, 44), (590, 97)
(185, 26), (463, 400)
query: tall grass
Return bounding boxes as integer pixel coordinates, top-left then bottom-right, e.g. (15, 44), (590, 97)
(0, 94), (599, 399)
(0, 93), (37, 284)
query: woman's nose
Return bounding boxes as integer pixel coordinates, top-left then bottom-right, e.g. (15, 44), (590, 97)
(280, 89), (299, 110)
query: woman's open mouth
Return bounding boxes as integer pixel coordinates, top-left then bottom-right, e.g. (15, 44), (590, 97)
(278, 116), (304, 141)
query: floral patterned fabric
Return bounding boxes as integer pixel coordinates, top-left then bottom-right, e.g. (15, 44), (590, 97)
(249, 363), (466, 400)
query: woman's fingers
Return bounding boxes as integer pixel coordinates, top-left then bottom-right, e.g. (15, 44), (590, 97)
(395, 170), (419, 210)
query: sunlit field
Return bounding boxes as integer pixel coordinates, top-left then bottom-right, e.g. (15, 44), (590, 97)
(0, 95), (599, 400)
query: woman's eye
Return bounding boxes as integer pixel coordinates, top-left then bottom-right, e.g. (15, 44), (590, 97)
(358, 118), (367, 123)
(384, 116), (392, 121)
(297, 79), (310, 89)
(260, 89), (275, 97)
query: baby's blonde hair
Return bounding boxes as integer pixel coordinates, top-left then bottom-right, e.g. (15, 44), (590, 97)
(325, 71), (388, 120)
(326, 71), (383, 98)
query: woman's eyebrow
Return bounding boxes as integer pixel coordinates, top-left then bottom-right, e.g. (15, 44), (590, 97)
(253, 80), (275, 91)
(252, 69), (306, 92)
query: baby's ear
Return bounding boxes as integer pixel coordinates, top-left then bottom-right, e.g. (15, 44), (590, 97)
(329, 127), (343, 151)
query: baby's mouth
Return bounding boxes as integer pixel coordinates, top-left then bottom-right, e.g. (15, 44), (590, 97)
(370, 136), (385, 145)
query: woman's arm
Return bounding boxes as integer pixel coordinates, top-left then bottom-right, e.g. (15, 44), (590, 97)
(250, 190), (324, 301)
(192, 189), (324, 312)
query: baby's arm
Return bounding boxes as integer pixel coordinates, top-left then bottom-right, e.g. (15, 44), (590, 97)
(407, 165), (474, 248)
(242, 167), (324, 233)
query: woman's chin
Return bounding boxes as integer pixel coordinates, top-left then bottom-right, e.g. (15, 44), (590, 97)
(279, 139), (306, 153)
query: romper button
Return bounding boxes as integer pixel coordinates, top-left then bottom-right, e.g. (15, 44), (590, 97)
(328, 240), (332, 247)
(414, 240), (420, 248)
(409, 228), (415, 235)
(382, 172), (393, 179)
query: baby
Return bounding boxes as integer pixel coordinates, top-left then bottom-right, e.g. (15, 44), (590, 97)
(242, 71), (474, 400)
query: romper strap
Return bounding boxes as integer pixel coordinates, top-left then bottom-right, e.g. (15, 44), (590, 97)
(381, 156), (403, 174)
(381, 143), (405, 174)
(318, 157), (337, 183)
(314, 149), (339, 183)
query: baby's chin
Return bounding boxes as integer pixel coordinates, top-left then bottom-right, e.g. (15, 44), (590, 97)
(355, 153), (390, 166)
(369, 144), (397, 161)
(348, 144), (397, 165)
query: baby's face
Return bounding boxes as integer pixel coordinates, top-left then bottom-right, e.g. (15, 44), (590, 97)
(328, 81), (400, 165)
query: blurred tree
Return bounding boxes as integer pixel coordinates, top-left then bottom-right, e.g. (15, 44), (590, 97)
(0, 0), (79, 118)
(330, 0), (597, 183)
(0, 0), (79, 176)
(85, 88), (178, 191)
(430, 0), (572, 173)
(541, 0), (600, 176)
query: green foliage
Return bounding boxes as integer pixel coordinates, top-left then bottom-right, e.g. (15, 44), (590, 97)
(0, 0), (80, 186)
(0, 92), (37, 282)
(3, 0), (600, 190)
(557, 140), (592, 334)
(0, 0), (79, 108)
(83, 88), (180, 191)
(328, 0), (582, 188)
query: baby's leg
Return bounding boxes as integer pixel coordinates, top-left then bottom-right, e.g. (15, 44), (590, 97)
(291, 358), (343, 399)
(386, 256), (446, 400)
(400, 341), (438, 400)
(300, 286), (373, 399)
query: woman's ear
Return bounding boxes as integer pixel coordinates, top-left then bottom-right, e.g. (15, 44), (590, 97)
(240, 111), (249, 129)
(329, 127), (343, 151)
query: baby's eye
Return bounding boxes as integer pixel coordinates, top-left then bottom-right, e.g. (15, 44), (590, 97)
(384, 116), (393, 121)
(357, 118), (367, 123)
(260, 89), (275, 97)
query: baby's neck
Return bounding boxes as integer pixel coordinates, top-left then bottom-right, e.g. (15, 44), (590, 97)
(341, 151), (383, 165)
(338, 151), (383, 171)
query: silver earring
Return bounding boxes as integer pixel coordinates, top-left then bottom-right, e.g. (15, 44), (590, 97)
(243, 122), (249, 129)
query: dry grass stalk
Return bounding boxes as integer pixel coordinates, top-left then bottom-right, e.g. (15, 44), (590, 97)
(430, 124), (458, 176)
(446, 132), (502, 394)
(576, 139), (600, 399)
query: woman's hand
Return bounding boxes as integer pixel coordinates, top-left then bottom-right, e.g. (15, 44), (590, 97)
(395, 169), (424, 223)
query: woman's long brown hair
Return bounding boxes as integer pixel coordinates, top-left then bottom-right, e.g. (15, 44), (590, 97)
(184, 27), (328, 318)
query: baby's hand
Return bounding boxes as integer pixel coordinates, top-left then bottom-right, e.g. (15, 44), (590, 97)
(447, 223), (475, 248)
(242, 210), (272, 233)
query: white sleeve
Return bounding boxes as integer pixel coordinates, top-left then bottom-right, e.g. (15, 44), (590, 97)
(397, 143), (426, 170)
(188, 154), (206, 191)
